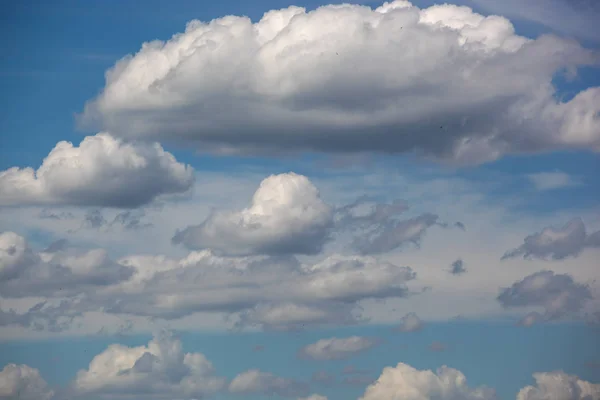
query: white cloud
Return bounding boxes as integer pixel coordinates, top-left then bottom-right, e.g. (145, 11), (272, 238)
(72, 331), (225, 399)
(395, 312), (424, 332)
(298, 395), (328, 400)
(526, 171), (581, 191)
(299, 336), (378, 360)
(81, 1), (600, 164)
(0, 364), (54, 400)
(173, 172), (333, 256)
(517, 371), (600, 400)
(359, 362), (497, 400)
(502, 218), (600, 260)
(229, 369), (308, 398)
(0, 133), (194, 208)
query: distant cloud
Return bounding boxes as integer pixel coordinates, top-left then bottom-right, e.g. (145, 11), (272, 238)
(0, 133), (194, 208)
(498, 270), (593, 325)
(229, 369), (308, 398)
(395, 312), (424, 332)
(526, 171), (581, 191)
(173, 173), (333, 256)
(428, 341), (447, 352)
(299, 336), (378, 361)
(502, 218), (600, 261)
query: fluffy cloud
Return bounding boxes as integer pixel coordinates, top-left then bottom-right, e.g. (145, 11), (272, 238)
(517, 371), (600, 400)
(497, 270), (593, 324)
(229, 369), (308, 398)
(299, 336), (378, 360)
(502, 218), (600, 260)
(71, 332), (225, 399)
(0, 364), (54, 400)
(173, 172), (333, 256)
(359, 362), (497, 400)
(81, 1), (600, 164)
(395, 312), (424, 332)
(0, 133), (194, 208)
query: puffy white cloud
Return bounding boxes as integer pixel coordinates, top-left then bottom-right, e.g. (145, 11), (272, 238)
(72, 331), (225, 399)
(395, 312), (424, 332)
(497, 270), (593, 324)
(502, 218), (600, 260)
(81, 1), (600, 164)
(0, 364), (54, 400)
(299, 336), (378, 360)
(173, 172), (333, 256)
(359, 362), (497, 400)
(517, 371), (600, 400)
(229, 369), (308, 398)
(0, 133), (194, 208)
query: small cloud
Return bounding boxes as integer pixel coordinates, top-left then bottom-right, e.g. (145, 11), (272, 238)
(428, 341), (446, 352)
(526, 171), (581, 191)
(299, 336), (378, 361)
(395, 312), (424, 332)
(449, 259), (467, 275)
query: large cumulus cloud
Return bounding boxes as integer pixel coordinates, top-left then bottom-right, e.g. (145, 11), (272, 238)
(81, 1), (600, 164)
(0, 364), (54, 400)
(173, 172), (333, 256)
(517, 371), (600, 400)
(71, 332), (225, 399)
(0, 133), (194, 208)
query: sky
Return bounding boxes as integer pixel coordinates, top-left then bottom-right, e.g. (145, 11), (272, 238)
(0, 0), (599, 399)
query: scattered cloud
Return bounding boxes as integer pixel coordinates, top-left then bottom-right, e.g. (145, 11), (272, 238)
(359, 362), (496, 400)
(299, 336), (378, 361)
(229, 369), (308, 398)
(497, 270), (593, 325)
(81, 2), (600, 164)
(502, 218), (600, 261)
(395, 312), (424, 332)
(0, 133), (194, 208)
(0, 364), (54, 400)
(173, 173), (333, 256)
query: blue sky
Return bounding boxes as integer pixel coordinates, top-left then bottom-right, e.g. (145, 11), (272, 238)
(0, 1), (599, 400)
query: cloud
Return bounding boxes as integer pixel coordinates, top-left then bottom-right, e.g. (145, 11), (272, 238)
(450, 258), (467, 275)
(395, 312), (424, 332)
(0, 231), (133, 299)
(0, 364), (54, 400)
(502, 218), (600, 260)
(0, 133), (194, 208)
(299, 336), (378, 360)
(311, 371), (336, 386)
(497, 270), (593, 324)
(517, 371), (600, 400)
(359, 362), (497, 400)
(229, 369), (308, 398)
(470, 0), (600, 43)
(71, 331), (225, 399)
(173, 173), (333, 256)
(1, 248), (416, 331)
(428, 341), (447, 352)
(81, 1), (600, 164)
(298, 395), (328, 400)
(526, 171), (581, 191)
